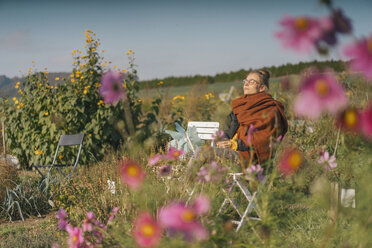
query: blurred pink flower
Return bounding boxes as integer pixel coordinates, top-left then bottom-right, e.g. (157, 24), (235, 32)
(82, 221), (92, 233)
(86, 211), (95, 221)
(212, 130), (225, 143)
(192, 195), (210, 215)
(118, 159), (146, 190)
(246, 164), (264, 181)
(164, 147), (184, 160)
(66, 225), (84, 248)
(56, 208), (67, 219)
(158, 195), (210, 241)
(343, 35), (372, 80)
(159, 165), (172, 177)
(56, 209), (68, 230)
(99, 70), (126, 104)
(293, 68), (348, 119)
(318, 151), (337, 170)
(275, 15), (333, 53)
(108, 207), (119, 224)
(58, 219), (68, 230)
(247, 124), (257, 145)
(336, 108), (362, 132)
(196, 166), (211, 183)
(82, 212), (95, 232)
(132, 212), (162, 247)
(148, 154), (163, 166)
(196, 161), (225, 183)
(360, 101), (372, 139)
(279, 148), (303, 176)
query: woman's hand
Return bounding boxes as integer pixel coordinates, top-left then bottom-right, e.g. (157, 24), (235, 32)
(216, 140), (232, 149)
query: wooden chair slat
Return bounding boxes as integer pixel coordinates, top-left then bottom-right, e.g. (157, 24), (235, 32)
(195, 127), (219, 134)
(188, 121), (219, 128)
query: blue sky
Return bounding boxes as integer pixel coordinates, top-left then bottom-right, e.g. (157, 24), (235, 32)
(0, 0), (371, 80)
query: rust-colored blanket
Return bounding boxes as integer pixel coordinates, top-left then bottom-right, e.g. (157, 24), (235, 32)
(231, 92), (288, 165)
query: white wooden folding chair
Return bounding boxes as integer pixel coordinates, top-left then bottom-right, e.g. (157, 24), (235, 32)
(185, 121), (219, 166)
(218, 173), (266, 232)
(184, 121), (219, 202)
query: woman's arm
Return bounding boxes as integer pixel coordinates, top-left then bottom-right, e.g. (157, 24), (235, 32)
(224, 111), (239, 139)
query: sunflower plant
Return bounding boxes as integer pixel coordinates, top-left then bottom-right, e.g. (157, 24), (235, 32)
(4, 31), (160, 169)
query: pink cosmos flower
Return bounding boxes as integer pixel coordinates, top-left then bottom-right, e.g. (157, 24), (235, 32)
(99, 70), (126, 104)
(360, 101), (372, 139)
(108, 207), (119, 224)
(196, 166), (211, 183)
(275, 15), (333, 53)
(336, 108), (362, 133)
(66, 225), (84, 248)
(343, 34), (372, 80)
(86, 211), (94, 221)
(279, 148), (303, 176)
(148, 154), (163, 166)
(247, 124), (257, 145)
(132, 212), (162, 247)
(293, 68), (348, 119)
(118, 159), (146, 190)
(56, 208), (67, 219)
(317, 151), (337, 170)
(82, 212), (95, 232)
(158, 195), (210, 241)
(192, 195), (210, 215)
(196, 161), (225, 183)
(56, 209), (68, 230)
(212, 130), (226, 143)
(164, 147), (184, 160)
(246, 164), (264, 181)
(159, 165), (172, 177)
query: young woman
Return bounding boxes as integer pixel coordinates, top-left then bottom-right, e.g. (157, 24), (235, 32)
(217, 70), (288, 169)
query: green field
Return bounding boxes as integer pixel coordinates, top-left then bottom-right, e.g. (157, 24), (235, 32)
(138, 76), (294, 99)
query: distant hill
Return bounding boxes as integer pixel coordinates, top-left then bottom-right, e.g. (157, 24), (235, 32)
(0, 59), (347, 98)
(0, 75), (16, 97)
(0, 72), (70, 98)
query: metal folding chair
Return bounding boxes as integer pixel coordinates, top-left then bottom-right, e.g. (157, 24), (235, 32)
(218, 173), (266, 232)
(32, 133), (85, 181)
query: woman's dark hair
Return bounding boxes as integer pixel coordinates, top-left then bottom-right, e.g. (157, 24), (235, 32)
(257, 69), (270, 89)
(248, 70), (270, 90)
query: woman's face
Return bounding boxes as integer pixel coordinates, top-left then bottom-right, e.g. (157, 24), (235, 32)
(243, 73), (264, 95)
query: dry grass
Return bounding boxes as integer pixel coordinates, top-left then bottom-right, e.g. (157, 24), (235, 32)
(0, 160), (18, 203)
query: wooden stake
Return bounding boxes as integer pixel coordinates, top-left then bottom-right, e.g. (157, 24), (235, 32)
(122, 99), (135, 136)
(2, 121), (6, 161)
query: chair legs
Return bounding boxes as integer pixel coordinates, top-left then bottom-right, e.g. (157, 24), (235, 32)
(218, 173), (263, 232)
(34, 167), (46, 178)
(34, 165), (70, 182)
